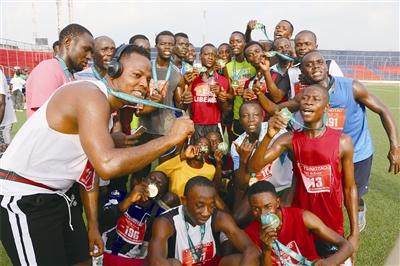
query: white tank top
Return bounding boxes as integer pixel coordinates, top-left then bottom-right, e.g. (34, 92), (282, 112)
(0, 80), (113, 196)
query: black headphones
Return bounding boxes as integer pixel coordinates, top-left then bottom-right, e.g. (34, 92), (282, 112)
(107, 43), (130, 78)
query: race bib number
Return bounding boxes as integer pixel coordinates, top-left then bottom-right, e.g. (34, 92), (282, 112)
(327, 108), (346, 130)
(77, 160), (95, 191)
(256, 163), (273, 181)
(149, 79), (168, 97)
(298, 163), (332, 193)
(116, 213), (146, 245)
(182, 242), (214, 266)
(294, 82), (308, 96)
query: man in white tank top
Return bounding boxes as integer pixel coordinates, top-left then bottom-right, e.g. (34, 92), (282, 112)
(0, 45), (195, 266)
(148, 176), (260, 266)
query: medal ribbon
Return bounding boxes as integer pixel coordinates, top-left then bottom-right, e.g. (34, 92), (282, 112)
(185, 221), (206, 263)
(152, 60), (172, 92)
(272, 240), (315, 266)
(55, 56), (74, 82)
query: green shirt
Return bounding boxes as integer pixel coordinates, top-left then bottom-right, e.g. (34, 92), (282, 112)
(226, 59), (256, 120)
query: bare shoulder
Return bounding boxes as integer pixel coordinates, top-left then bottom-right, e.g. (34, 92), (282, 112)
(339, 133), (354, 154)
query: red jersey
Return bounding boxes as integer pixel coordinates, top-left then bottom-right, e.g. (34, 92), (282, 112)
(292, 127), (344, 236)
(191, 72), (228, 125)
(245, 208), (320, 265)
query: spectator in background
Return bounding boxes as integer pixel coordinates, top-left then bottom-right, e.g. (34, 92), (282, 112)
(10, 66), (26, 111)
(26, 23), (94, 117)
(186, 43), (196, 65)
(129, 34), (151, 54)
(0, 69), (16, 156)
(52, 40), (60, 57)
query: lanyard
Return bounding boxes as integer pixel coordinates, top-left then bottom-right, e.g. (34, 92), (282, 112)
(185, 220), (206, 263)
(55, 56), (74, 82)
(152, 60), (172, 91)
(258, 24), (271, 41)
(233, 58), (246, 81)
(100, 78), (184, 114)
(181, 59), (186, 74)
(264, 51), (295, 62)
(91, 65), (103, 81)
(272, 240), (315, 266)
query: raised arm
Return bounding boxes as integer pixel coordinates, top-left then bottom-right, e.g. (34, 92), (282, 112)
(303, 210), (353, 265)
(353, 80), (399, 174)
(248, 114), (291, 172)
(340, 134), (359, 255)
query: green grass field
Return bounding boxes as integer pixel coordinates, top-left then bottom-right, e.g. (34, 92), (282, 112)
(0, 83), (399, 265)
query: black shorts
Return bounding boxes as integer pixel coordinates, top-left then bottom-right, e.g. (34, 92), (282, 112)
(0, 193), (89, 266)
(354, 155), (373, 197)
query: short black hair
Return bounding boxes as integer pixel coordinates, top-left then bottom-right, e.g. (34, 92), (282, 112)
(300, 50), (325, 69)
(184, 176), (215, 197)
(272, 37), (291, 50)
(218, 43), (231, 50)
(200, 43), (216, 54)
(120, 44), (151, 61)
(231, 31), (245, 40)
(59, 23), (93, 44)
(295, 30), (317, 44)
(247, 180), (277, 199)
(155, 30), (175, 45)
(280, 20), (294, 33)
(129, 34), (149, 45)
(239, 101), (262, 117)
(244, 41), (264, 57)
(175, 32), (189, 40)
(52, 40), (60, 49)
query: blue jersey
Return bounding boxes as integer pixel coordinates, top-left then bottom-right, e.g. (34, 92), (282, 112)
(329, 77), (373, 162)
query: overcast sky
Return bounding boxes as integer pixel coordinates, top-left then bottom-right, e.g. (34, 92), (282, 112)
(1, 0), (399, 51)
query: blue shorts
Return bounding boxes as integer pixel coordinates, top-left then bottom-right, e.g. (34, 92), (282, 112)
(354, 155), (373, 197)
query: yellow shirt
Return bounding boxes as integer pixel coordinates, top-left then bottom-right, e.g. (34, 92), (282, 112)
(155, 155), (215, 198)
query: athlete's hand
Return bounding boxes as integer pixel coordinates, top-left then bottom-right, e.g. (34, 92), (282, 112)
(209, 83), (221, 96)
(184, 145), (200, 159)
(388, 145), (400, 174)
(247, 20), (257, 30)
(260, 57), (271, 73)
(111, 131), (142, 148)
(88, 226), (104, 257)
(217, 90), (229, 103)
(184, 71), (196, 84)
(259, 224), (277, 250)
(168, 116), (195, 144)
(129, 183), (150, 203)
(148, 91), (163, 103)
(347, 233), (359, 265)
(235, 84), (245, 96)
(234, 136), (257, 164)
(243, 89), (256, 101)
(214, 149), (224, 166)
(267, 112), (288, 138)
(180, 85), (193, 105)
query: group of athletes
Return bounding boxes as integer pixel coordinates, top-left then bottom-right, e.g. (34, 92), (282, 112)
(0, 18), (399, 266)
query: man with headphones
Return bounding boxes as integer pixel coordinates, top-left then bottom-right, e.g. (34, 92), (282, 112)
(0, 44), (195, 266)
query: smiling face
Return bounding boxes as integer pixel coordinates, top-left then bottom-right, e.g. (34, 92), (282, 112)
(182, 185), (217, 225)
(112, 52), (151, 100)
(299, 85), (329, 123)
(186, 43), (196, 64)
(218, 44), (232, 62)
(301, 51), (328, 83)
(156, 35), (175, 60)
(229, 33), (245, 56)
(239, 103), (263, 135)
(93, 36), (115, 71)
(66, 32), (94, 72)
